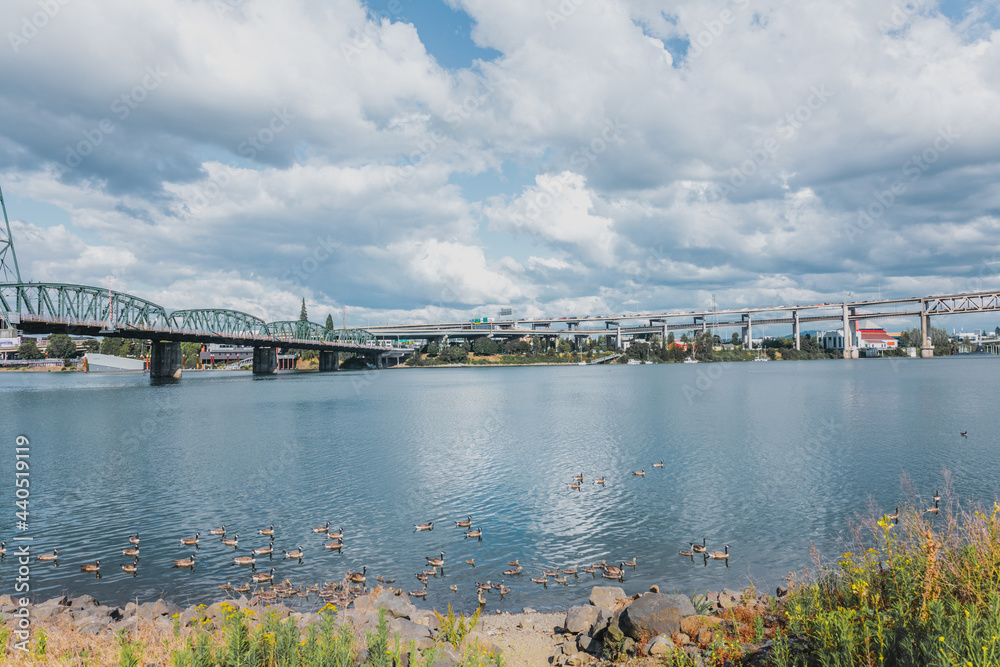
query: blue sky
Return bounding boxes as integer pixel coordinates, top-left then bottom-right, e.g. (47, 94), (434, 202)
(1, 0), (1000, 333)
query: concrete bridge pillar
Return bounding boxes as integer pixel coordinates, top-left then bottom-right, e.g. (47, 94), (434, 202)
(842, 304), (853, 359)
(150, 341), (182, 379)
(792, 310), (800, 350)
(741, 313), (752, 349)
(253, 347), (277, 375)
(920, 306), (934, 358)
(319, 350), (339, 372)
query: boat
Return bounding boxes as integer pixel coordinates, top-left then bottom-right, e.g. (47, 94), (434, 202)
(683, 358), (699, 364)
(84, 353), (145, 373)
(627, 359), (641, 365)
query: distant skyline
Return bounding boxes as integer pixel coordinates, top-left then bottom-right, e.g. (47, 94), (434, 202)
(2, 0), (1000, 333)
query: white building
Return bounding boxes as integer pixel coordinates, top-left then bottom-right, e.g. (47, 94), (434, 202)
(820, 331), (844, 350)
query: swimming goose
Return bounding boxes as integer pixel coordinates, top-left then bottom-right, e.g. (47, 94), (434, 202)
(348, 566), (367, 584)
(323, 540), (344, 551)
(36, 549), (58, 561)
(283, 547), (304, 560)
(455, 516), (472, 528)
(542, 568), (558, 577)
(679, 549), (694, 558)
(128, 533), (140, 544)
(499, 583), (510, 596)
(594, 477), (606, 485)
(503, 566), (522, 576)
(415, 572), (429, 584)
(221, 534), (239, 547)
(563, 566), (578, 576)
(554, 576), (568, 585)
(251, 568), (275, 584)
(568, 482), (581, 490)
(581, 565), (595, 575)
(233, 555), (256, 566)
(327, 527), (344, 540)
(252, 541), (274, 556)
(0, 542), (5, 556)
(933, 490), (941, 504)
(381, 578), (395, 584)
(507, 559), (520, 567)
(121, 559), (139, 574)
(312, 522), (330, 534)
(604, 562), (624, 578)
(465, 527), (483, 539)
(421, 568), (438, 577)
(233, 583), (251, 594)
(491, 581), (503, 590)
(410, 587), (428, 599)
(887, 507), (899, 523)
(477, 588), (487, 606)
(414, 522), (434, 532)
(573, 473), (584, 481)
(426, 551), (445, 567)
(466, 558), (475, 567)
(623, 556), (637, 569)
(180, 533), (200, 546)
(633, 469), (645, 477)
(706, 545), (730, 560)
(961, 431), (968, 437)
(450, 584), (458, 592)
(219, 582), (232, 591)
(530, 576), (548, 585)
(209, 525), (226, 536)
(653, 461), (664, 468)
(121, 546), (140, 557)
(691, 538), (707, 554)
(476, 581), (492, 592)
(172, 554), (196, 568)
(80, 560), (100, 572)
(258, 525), (274, 536)
(925, 499), (940, 515)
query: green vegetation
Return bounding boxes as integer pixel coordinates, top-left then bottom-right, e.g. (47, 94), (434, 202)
(770, 497), (1000, 666)
(100, 337), (146, 358)
(46, 333), (77, 359)
(434, 605), (482, 648)
(16, 338), (42, 359)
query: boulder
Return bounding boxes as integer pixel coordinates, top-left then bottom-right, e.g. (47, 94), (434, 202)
(577, 634), (602, 655)
(589, 586), (625, 609)
(565, 651), (590, 666)
(384, 596), (417, 619)
(776, 585), (789, 598)
(409, 609), (440, 630)
(604, 611), (625, 642)
(0, 594), (15, 608)
(460, 631), (501, 657)
(591, 608), (612, 636)
(69, 594), (100, 610)
(661, 594), (695, 617)
(696, 628), (713, 646)
(432, 644), (462, 667)
(389, 616), (432, 642)
(673, 632), (691, 645)
(643, 635), (673, 656)
(619, 594), (682, 640)
(564, 606), (600, 635)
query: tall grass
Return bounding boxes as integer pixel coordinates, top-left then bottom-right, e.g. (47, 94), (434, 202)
(775, 492), (1000, 667)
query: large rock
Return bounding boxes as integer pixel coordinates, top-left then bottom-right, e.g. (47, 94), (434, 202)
(70, 594), (100, 610)
(619, 594), (682, 640)
(679, 615), (721, 637)
(589, 586), (625, 609)
(643, 635), (673, 656)
(577, 634), (602, 655)
(409, 609), (440, 630)
(384, 596), (417, 619)
(564, 606), (600, 635)
(661, 594), (695, 617)
(389, 617), (432, 641)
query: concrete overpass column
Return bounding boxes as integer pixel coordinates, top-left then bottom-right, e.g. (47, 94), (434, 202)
(150, 341), (182, 379)
(793, 311), (800, 350)
(842, 304), (853, 359)
(616, 325), (622, 351)
(920, 302), (934, 358)
(253, 347), (278, 375)
(319, 350), (338, 372)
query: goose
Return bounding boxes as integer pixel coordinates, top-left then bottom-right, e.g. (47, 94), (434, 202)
(623, 556), (637, 569)
(233, 583), (251, 594)
(414, 522), (434, 532)
(594, 477), (606, 485)
(925, 499), (940, 515)
(80, 560), (100, 572)
(257, 525), (274, 537)
(221, 534), (239, 547)
(0, 541), (5, 556)
(173, 555), (196, 568)
(410, 587), (428, 599)
(312, 522), (330, 534)
(415, 572), (429, 585)
(633, 469), (645, 477)
(209, 525), (227, 536)
(327, 527), (344, 540)
(476, 581), (492, 592)
(542, 568), (558, 577)
(507, 559), (520, 567)
(283, 547), (305, 560)
(933, 490), (941, 504)
(348, 566), (367, 584)
(568, 482), (581, 490)
(323, 540), (344, 551)
(421, 568), (438, 577)
(503, 566), (522, 576)
(573, 473), (584, 481)
(180, 533), (200, 546)
(530, 576), (548, 585)
(491, 581), (503, 590)
(605, 562), (625, 578)
(554, 576), (568, 585)
(887, 507), (899, 522)
(128, 533), (140, 545)
(679, 549), (694, 558)
(961, 431), (968, 437)
(219, 582), (232, 591)
(465, 526), (483, 539)
(121, 546), (140, 557)
(603, 570), (623, 580)
(426, 551), (445, 567)
(381, 578), (395, 584)
(706, 545), (730, 560)
(36, 549), (58, 562)
(466, 558), (475, 567)
(450, 584), (458, 592)
(653, 460), (664, 468)
(233, 555), (256, 566)
(477, 588), (486, 606)
(455, 516), (472, 528)
(691, 538), (707, 554)
(581, 565), (595, 575)
(592, 560), (608, 570)
(121, 559), (139, 574)
(563, 566), (578, 576)
(499, 583), (510, 596)
(251, 568), (275, 584)
(252, 542), (274, 556)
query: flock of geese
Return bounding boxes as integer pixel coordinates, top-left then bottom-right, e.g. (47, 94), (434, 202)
(567, 460), (664, 490)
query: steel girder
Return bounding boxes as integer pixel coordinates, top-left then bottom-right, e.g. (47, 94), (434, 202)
(169, 309), (269, 338)
(266, 320), (375, 345)
(1, 283), (171, 330)
(924, 292), (1000, 315)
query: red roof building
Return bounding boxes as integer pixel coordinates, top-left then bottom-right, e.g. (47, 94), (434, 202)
(857, 329), (898, 349)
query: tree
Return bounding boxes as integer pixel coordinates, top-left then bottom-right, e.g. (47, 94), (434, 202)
(82, 339), (100, 353)
(299, 298), (309, 322)
(17, 339), (43, 360)
(325, 313), (335, 330)
(473, 337), (499, 356)
(46, 334), (77, 359)
(667, 332), (675, 345)
(731, 333), (740, 346)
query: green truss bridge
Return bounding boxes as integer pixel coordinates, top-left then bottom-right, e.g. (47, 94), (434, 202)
(0, 187), (403, 378)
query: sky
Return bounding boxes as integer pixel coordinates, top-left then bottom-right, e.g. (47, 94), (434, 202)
(1, 0), (1000, 333)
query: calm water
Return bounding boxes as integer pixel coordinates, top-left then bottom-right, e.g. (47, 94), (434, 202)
(1, 358), (999, 612)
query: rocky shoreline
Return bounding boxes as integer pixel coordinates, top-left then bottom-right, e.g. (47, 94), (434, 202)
(0, 582), (790, 665)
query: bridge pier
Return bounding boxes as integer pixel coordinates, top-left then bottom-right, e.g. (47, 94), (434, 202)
(253, 347), (277, 375)
(792, 311), (800, 350)
(920, 307), (934, 358)
(319, 350), (339, 372)
(150, 341), (183, 379)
